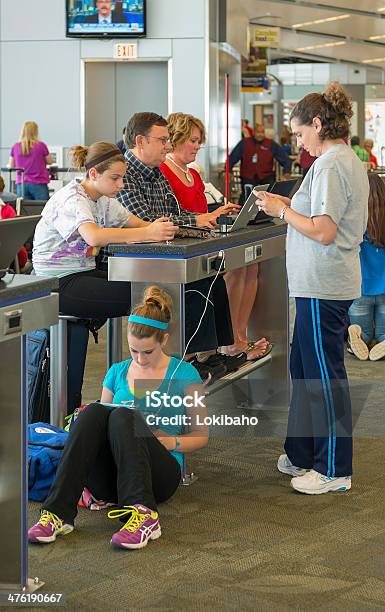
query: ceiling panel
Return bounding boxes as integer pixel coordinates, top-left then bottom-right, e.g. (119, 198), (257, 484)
(236, 0), (385, 69)
(302, 0), (385, 10)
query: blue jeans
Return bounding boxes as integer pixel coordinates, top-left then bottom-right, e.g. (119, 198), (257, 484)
(17, 183), (49, 200)
(348, 295), (385, 344)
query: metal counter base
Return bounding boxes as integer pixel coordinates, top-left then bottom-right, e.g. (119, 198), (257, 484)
(0, 276), (58, 592)
(108, 224), (289, 411)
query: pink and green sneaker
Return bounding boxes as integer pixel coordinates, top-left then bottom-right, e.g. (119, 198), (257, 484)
(28, 510), (74, 544)
(108, 504), (161, 550)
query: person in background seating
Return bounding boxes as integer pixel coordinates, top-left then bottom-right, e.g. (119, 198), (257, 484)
(0, 175), (29, 271)
(351, 136), (369, 163)
(280, 125), (292, 154)
(363, 139), (378, 169)
(229, 123), (292, 204)
(348, 172), (385, 361)
(242, 119), (254, 138)
(0, 174), (17, 204)
(9, 121), (53, 200)
(117, 127), (127, 155)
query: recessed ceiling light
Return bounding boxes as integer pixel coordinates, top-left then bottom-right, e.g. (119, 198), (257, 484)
(292, 14), (350, 28)
(369, 34), (385, 40)
(362, 57), (385, 63)
(296, 41), (346, 51)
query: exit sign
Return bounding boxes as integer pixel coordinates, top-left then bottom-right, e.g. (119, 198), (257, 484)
(114, 43), (137, 60)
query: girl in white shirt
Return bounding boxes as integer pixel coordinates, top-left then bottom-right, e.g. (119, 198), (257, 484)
(33, 141), (176, 319)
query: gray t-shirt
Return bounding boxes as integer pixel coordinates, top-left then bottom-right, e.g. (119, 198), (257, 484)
(286, 143), (369, 300)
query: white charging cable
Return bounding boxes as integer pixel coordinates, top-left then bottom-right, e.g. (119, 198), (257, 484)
(167, 191), (182, 217)
(166, 250), (225, 393)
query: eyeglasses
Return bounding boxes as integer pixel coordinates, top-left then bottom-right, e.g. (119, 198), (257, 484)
(145, 135), (171, 145)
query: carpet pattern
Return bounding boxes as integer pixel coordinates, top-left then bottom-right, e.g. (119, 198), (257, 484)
(24, 326), (385, 612)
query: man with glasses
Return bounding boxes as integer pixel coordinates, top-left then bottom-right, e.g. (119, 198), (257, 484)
(83, 1), (130, 24)
(118, 112), (221, 228)
(116, 112), (235, 380)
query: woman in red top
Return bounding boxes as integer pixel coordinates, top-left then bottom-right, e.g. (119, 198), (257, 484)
(161, 113), (271, 361)
(0, 201), (28, 270)
(364, 139), (378, 169)
(160, 150), (207, 213)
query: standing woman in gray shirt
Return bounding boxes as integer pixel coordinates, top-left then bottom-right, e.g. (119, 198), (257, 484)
(257, 82), (369, 495)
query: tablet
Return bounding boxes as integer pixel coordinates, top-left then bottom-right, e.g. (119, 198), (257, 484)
(229, 183), (270, 232)
(268, 178), (302, 198)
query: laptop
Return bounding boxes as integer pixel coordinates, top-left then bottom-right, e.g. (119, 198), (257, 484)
(221, 183), (270, 233)
(268, 178), (302, 198)
(0, 215), (41, 279)
(248, 179), (303, 225)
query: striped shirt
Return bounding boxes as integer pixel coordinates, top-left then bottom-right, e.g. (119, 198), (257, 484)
(117, 150), (197, 226)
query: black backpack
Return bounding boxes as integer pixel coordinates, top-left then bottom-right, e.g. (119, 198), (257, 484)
(27, 319), (104, 423)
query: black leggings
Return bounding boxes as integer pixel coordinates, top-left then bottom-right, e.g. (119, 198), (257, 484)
(44, 403), (181, 524)
(58, 269), (234, 353)
(185, 275), (234, 353)
(58, 269), (132, 319)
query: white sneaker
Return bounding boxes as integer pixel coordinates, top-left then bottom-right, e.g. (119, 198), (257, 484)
(369, 339), (385, 361)
(291, 470), (351, 495)
(347, 325), (369, 361)
(277, 454), (307, 477)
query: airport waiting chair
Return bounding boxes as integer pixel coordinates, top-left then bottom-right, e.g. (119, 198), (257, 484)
(16, 197), (47, 217)
(15, 198), (46, 271)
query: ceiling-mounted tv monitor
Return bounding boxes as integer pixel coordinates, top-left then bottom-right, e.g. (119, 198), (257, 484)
(66, 0), (146, 38)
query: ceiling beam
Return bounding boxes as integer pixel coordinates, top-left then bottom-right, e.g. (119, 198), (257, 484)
(269, 48), (377, 67)
(251, 22), (385, 49)
(250, 0), (385, 20)
(273, 47), (356, 64)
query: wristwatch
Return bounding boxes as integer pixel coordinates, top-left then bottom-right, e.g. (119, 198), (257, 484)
(279, 206), (288, 220)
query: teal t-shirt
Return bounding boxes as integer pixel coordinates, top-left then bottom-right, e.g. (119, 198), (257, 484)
(102, 357), (202, 470)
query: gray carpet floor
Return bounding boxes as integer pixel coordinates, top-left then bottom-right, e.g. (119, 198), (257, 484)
(25, 326), (385, 612)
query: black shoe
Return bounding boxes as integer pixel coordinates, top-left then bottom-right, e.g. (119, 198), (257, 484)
(198, 354), (227, 376)
(191, 356), (226, 385)
(202, 351), (247, 373)
(216, 352), (247, 372)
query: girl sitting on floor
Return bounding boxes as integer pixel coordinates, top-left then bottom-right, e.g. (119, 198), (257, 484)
(28, 286), (208, 550)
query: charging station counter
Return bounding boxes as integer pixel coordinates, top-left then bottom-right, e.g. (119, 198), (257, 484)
(0, 275), (58, 594)
(108, 221), (289, 408)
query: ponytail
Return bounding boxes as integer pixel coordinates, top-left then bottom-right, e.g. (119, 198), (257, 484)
(69, 141), (125, 175)
(128, 286), (173, 341)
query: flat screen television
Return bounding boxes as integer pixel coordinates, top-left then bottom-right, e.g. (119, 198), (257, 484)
(66, 1), (146, 38)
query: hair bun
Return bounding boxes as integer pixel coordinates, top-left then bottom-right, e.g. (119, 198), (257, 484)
(143, 285), (173, 321)
(323, 81), (353, 119)
(69, 145), (89, 170)
(145, 296), (161, 309)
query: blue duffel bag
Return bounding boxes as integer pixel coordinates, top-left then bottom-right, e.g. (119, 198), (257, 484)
(28, 423), (69, 501)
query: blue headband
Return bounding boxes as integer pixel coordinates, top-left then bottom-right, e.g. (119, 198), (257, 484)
(128, 315), (169, 330)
